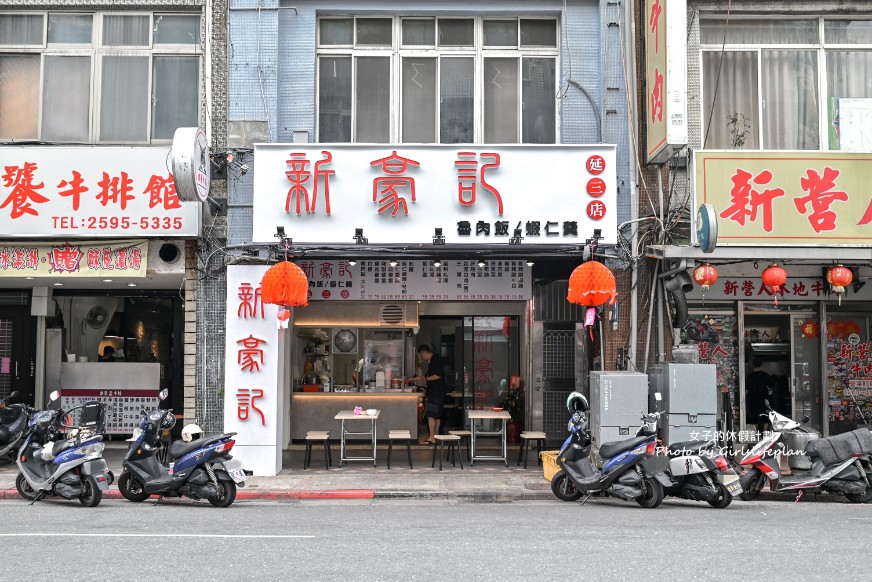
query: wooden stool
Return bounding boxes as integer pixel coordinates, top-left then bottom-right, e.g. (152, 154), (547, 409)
(304, 431), (332, 470)
(518, 431), (546, 469)
(448, 430), (472, 462)
(387, 430), (413, 469)
(431, 434), (463, 471)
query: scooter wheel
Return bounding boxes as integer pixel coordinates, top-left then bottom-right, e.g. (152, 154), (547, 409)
(845, 484), (872, 504)
(739, 469), (765, 501)
(15, 473), (38, 501)
(208, 480), (237, 508)
(118, 471), (150, 503)
(707, 483), (733, 508)
(550, 471), (582, 502)
(636, 477), (664, 508)
(79, 476), (102, 507)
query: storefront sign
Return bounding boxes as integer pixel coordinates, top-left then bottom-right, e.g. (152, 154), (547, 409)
(686, 275), (872, 302)
(645, 0), (687, 164)
(299, 259), (530, 301)
(252, 144), (617, 245)
(0, 146), (201, 238)
(695, 151), (872, 245)
(172, 127), (211, 202)
(225, 265), (284, 476)
(0, 240), (148, 278)
(61, 388), (158, 435)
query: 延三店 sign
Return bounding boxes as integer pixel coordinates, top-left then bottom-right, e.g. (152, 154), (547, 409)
(252, 144), (617, 245)
(0, 146), (201, 238)
(645, 0), (686, 164)
(0, 240), (148, 278)
(695, 151), (872, 245)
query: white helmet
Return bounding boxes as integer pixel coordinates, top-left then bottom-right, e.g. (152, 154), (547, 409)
(181, 423), (204, 443)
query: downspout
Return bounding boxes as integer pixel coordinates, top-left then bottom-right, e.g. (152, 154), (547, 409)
(623, 0), (641, 369)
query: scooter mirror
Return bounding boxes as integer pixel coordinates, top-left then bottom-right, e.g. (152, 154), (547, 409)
(8, 391), (19, 400)
(49, 390), (60, 402)
(159, 389), (169, 401)
(764, 398), (771, 408)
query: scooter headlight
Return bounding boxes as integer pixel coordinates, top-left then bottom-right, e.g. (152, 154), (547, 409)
(79, 442), (105, 459)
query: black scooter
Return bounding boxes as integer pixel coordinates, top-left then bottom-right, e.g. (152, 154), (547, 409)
(551, 392), (671, 508)
(0, 391), (32, 462)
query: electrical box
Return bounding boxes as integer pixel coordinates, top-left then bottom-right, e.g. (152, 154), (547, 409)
(648, 363), (717, 445)
(589, 371), (650, 448)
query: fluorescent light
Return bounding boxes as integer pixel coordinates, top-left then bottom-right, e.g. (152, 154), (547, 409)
(103, 279), (113, 283)
(127, 283), (137, 287)
(53, 282), (63, 286)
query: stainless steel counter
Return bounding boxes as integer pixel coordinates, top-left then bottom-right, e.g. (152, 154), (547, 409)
(290, 392), (419, 441)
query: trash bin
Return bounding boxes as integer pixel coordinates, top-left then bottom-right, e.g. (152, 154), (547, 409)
(783, 430), (820, 470)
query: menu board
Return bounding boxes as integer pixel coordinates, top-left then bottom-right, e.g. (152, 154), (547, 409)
(299, 259), (530, 302)
(681, 313), (740, 423)
(61, 388), (158, 434)
(825, 317), (872, 426)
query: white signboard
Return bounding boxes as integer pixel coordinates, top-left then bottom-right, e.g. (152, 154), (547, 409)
(61, 389), (159, 435)
(839, 99), (872, 152)
(224, 265), (285, 476)
(300, 259), (531, 301)
(252, 144), (617, 245)
(0, 146), (201, 238)
(686, 276), (872, 302)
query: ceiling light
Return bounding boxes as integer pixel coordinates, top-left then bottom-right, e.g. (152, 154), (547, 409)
(127, 283), (137, 287)
(526, 260), (535, 267)
(103, 279), (113, 283)
(53, 282), (63, 286)
(347, 259), (357, 266)
(389, 259), (398, 267)
(433, 259), (442, 268)
(25, 276), (34, 280)
(477, 259), (486, 268)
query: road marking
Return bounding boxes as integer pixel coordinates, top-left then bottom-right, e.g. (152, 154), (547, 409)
(0, 533), (314, 539)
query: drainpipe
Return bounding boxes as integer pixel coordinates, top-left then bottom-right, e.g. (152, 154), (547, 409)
(624, 0), (641, 371)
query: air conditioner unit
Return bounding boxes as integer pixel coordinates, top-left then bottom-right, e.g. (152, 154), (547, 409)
(146, 240), (185, 275)
(332, 328), (359, 354)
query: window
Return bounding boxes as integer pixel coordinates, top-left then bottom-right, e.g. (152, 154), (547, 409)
(0, 12), (201, 143)
(317, 16), (558, 144)
(700, 17), (872, 151)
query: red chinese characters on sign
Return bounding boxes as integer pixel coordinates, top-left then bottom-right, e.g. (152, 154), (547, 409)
(794, 167), (847, 233)
(96, 172), (135, 210)
(237, 283), (265, 319)
(649, 0), (662, 53)
(371, 151), (420, 216)
(719, 169), (785, 232)
(237, 335), (267, 372)
(650, 68), (664, 124)
(236, 388), (265, 425)
(48, 244), (84, 273)
(285, 151), (335, 215)
(587, 178), (606, 197)
(586, 200), (606, 220)
(143, 174), (182, 210)
(1, 162), (49, 219)
(475, 358), (495, 385)
(57, 171), (88, 211)
(456, 152), (503, 215)
(586, 156), (606, 175)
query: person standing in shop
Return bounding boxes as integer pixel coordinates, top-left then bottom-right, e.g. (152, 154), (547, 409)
(746, 357), (774, 434)
(406, 345), (446, 444)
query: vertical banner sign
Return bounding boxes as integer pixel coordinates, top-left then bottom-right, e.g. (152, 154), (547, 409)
(224, 264), (284, 476)
(645, 0), (687, 164)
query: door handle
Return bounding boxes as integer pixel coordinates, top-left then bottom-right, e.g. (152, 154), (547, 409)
(15, 361), (18, 378)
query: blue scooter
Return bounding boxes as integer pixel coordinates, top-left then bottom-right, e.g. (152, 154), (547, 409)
(16, 391), (111, 506)
(551, 392), (671, 508)
(118, 390), (245, 507)
(0, 391), (32, 463)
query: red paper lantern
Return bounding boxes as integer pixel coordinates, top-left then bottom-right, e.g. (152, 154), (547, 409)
(567, 261), (617, 307)
(827, 265), (852, 305)
(260, 261), (309, 307)
(761, 264), (787, 305)
(692, 264), (719, 292)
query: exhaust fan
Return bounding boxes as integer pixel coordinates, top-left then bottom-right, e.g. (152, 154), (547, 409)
(85, 306), (109, 329)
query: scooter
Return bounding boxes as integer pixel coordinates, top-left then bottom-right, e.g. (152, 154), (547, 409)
(662, 438), (741, 508)
(551, 392), (671, 508)
(0, 391), (32, 463)
(15, 391), (111, 507)
(117, 390), (245, 507)
(739, 401), (872, 503)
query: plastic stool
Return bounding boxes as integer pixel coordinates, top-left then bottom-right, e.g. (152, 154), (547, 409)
(387, 430), (413, 469)
(304, 431), (332, 470)
(431, 434), (463, 471)
(448, 430), (472, 462)
(517, 431), (546, 469)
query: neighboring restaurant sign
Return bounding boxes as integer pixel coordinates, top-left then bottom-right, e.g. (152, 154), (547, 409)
(0, 146), (201, 238)
(300, 259), (531, 301)
(224, 265), (283, 475)
(0, 240), (148, 278)
(252, 144), (617, 245)
(695, 151), (872, 245)
(645, 0), (687, 164)
(172, 127), (211, 202)
(686, 275), (872, 302)
(61, 389), (159, 435)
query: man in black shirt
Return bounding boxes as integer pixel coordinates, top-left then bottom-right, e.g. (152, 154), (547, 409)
(746, 358), (773, 433)
(407, 345), (446, 444)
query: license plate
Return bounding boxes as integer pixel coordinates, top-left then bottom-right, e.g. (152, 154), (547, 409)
(229, 468), (246, 483)
(726, 480), (743, 495)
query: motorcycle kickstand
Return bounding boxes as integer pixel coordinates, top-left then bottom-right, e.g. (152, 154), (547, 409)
(153, 495), (164, 506)
(577, 492), (593, 507)
(794, 490), (804, 503)
(29, 491), (46, 506)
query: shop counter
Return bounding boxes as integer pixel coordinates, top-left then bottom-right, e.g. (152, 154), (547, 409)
(290, 392), (418, 441)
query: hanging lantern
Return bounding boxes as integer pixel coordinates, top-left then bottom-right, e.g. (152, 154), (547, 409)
(827, 265), (853, 306)
(260, 261), (309, 307)
(567, 261), (617, 307)
(692, 263), (719, 293)
(761, 264), (787, 305)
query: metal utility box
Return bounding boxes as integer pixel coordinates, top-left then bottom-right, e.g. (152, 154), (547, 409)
(589, 371), (650, 447)
(648, 363), (717, 445)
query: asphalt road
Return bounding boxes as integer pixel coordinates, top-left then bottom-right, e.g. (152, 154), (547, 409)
(1, 496), (869, 581)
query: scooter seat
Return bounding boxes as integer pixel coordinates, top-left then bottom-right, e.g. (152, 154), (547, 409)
(667, 440), (715, 455)
(167, 433), (235, 460)
(51, 439), (76, 457)
(598, 436), (650, 459)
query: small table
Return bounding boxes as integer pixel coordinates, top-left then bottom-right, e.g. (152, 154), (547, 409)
(467, 410), (511, 466)
(334, 410), (380, 467)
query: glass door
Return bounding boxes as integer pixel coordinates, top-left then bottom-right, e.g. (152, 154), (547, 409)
(463, 316), (520, 410)
(791, 315), (823, 433)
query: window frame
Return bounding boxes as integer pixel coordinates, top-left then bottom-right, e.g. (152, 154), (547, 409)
(699, 15), (872, 151)
(0, 10), (202, 144)
(315, 15), (559, 144)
